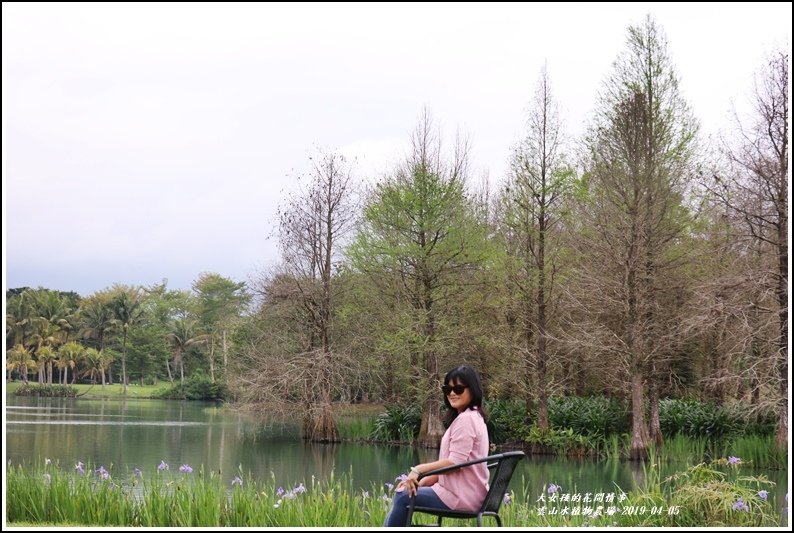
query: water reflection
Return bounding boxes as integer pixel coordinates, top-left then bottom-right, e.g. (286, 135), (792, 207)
(5, 394), (787, 513)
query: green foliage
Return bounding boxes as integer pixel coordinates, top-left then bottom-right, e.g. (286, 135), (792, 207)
(7, 461), (397, 527)
(660, 459), (779, 526)
(602, 433), (630, 460)
(153, 374), (229, 402)
(742, 408), (778, 436)
(335, 415), (376, 441)
(526, 460), (782, 527)
(126, 323), (170, 383)
(6, 458), (785, 527)
(659, 399), (744, 440)
(548, 396), (630, 440)
(656, 434), (709, 464)
(485, 399), (529, 444)
(711, 435), (787, 470)
(14, 383), (77, 397)
(370, 404), (421, 442)
(524, 425), (599, 456)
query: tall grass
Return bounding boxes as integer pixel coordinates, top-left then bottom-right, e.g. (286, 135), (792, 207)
(6, 458), (784, 527)
(652, 434), (785, 471)
(336, 414), (376, 441)
(712, 434), (787, 470)
(601, 433), (629, 460)
(655, 434), (709, 464)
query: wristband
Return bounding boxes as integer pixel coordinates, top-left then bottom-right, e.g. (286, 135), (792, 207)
(409, 466), (421, 476)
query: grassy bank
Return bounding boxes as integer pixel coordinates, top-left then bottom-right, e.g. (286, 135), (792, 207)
(5, 381), (169, 399)
(6, 458), (785, 527)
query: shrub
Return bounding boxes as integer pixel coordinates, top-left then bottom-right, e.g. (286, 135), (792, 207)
(485, 399), (529, 444)
(548, 396), (630, 440)
(14, 383), (77, 398)
(741, 408), (777, 437)
(659, 399), (744, 440)
(370, 404), (420, 443)
(662, 458), (779, 526)
(524, 424), (598, 456)
(153, 375), (229, 402)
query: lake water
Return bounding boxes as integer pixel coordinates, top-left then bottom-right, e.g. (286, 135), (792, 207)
(4, 395), (788, 514)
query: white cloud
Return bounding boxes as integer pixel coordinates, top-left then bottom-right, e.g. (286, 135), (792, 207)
(3, 2), (791, 295)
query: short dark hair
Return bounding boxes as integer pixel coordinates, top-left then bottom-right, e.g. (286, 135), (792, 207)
(442, 365), (488, 426)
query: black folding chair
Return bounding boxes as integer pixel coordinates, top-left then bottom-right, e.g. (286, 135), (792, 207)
(405, 451), (525, 527)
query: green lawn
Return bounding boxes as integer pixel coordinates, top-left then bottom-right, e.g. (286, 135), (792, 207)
(4, 381), (170, 399)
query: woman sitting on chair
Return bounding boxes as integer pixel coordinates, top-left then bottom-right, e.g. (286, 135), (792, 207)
(383, 365), (489, 527)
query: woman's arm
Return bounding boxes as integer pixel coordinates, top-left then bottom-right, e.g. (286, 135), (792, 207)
(404, 458), (454, 496)
(418, 474), (439, 487)
(411, 458), (455, 476)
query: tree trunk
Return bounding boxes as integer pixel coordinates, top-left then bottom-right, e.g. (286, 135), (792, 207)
(310, 402), (340, 443)
(121, 331), (128, 393)
(629, 372), (649, 459)
(536, 199), (550, 431)
(385, 357), (394, 402)
(775, 188), (788, 450)
(418, 394), (445, 448)
(775, 407), (787, 451)
(209, 337), (216, 383)
(309, 346), (339, 443)
(649, 378), (663, 447)
(222, 329), (228, 383)
(166, 356), (174, 384)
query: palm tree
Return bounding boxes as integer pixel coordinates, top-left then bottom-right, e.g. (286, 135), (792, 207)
(58, 342), (84, 384)
(83, 348), (114, 386)
(110, 288), (144, 393)
(83, 347), (103, 384)
(6, 291), (35, 349)
(99, 349), (115, 386)
(6, 344), (34, 382)
(32, 290), (73, 343)
(167, 318), (207, 384)
(79, 300), (114, 350)
(35, 346), (57, 384)
(30, 319), (67, 383)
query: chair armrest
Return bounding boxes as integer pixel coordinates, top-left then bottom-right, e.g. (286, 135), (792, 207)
(415, 452), (514, 480)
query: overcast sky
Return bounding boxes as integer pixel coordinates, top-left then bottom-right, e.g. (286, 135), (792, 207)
(3, 2), (791, 297)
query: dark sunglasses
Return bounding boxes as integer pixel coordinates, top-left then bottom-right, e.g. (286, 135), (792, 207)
(441, 384), (468, 396)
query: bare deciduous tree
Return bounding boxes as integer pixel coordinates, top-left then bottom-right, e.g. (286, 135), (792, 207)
(576, 15), (698, 459)
(239, 150), (357, 443)
(710, 49), (788, 449)
(497, 63), (572, 430)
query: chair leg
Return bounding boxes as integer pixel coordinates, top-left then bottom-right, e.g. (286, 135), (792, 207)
(405, 500), (415, 527)
(494, 514), (502, 527)
(477, 514), (483, 527)
(437, 516), (443, 526)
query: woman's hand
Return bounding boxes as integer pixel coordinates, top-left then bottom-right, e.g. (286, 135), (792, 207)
(404, 471), (420, 496)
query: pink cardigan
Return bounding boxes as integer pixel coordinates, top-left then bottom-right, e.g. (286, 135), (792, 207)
(431, 407), (489, 511)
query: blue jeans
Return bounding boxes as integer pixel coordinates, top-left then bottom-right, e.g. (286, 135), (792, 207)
(383, 486), (450, 527)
